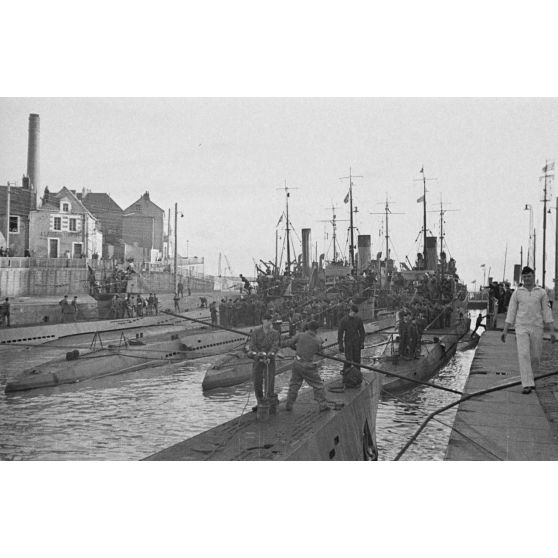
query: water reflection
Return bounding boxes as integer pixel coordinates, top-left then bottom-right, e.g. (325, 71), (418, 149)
(377, 348), (475, 460)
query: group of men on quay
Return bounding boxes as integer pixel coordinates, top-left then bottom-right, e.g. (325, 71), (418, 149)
(109, 292), (159, 319)
(488, 280), (513, 314)
(58, 291), (160, 322)
(88, 265), (137, 298)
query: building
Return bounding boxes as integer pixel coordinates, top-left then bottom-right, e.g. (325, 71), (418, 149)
(79, 190), (124, 260)
(122, 191), (164, 262)
(0, 178), (37, 256)
(29, 186), (103, 258)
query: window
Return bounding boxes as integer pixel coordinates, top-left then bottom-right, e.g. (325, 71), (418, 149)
(69, 218), (77, 232)
(134, 204), (142, 212)
(62, 203), (69, 212)
(9, 216), (19, 233)
(73, 243), (83, 258)
(54, 217), (61, 231)
(48, 238), (59, 258)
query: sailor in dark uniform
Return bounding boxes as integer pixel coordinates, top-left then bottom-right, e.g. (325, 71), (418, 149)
(337, 304), (365, 375)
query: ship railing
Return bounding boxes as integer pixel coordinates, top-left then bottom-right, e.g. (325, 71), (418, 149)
(467, 290), (489, 302)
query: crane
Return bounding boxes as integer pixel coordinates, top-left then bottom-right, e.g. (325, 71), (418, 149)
(224, 254), (234, 278)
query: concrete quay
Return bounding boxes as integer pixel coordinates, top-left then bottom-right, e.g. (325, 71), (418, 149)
(445, 330), (558, 460)
(0, 291), (228, 329)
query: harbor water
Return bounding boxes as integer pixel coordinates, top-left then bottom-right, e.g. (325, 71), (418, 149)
(0, 317), (477, 461)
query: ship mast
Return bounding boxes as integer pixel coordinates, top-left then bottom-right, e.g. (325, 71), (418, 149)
(370, 196), (404, 263)
(428, 198), (458, 281)
(277, 181), (298, 276)
(340, 167), (362, 273)
(414, 166), (437, 268)
(319, 204), (348, 263)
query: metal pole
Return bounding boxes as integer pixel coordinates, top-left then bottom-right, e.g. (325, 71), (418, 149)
(556, 198), (558, 300)
(502, 243), (507, 282)
(349, 170), (355, 271)
(534, 228), (537, 276)
(385, 201), (389, 261)
(423, 172), (427, 264)
(167, 207), (171, 260)
(174, 202), (178, 292)
(333, 213), (337, 262)
(439, 204), (444, 282)
(6, 183), (11, 252)
(543, 165), (548, 287)
(275, 229), (278, 271)
(286, 187), (291, 275)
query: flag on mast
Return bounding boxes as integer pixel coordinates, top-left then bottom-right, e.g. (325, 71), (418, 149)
(480, 264), (486, 268)
(344, 190), (350, 204)
(543, 162), (555, 173)
(417, 195), (425, 203)
(276, 213), (284, 227)
(420, 166), (424, 174)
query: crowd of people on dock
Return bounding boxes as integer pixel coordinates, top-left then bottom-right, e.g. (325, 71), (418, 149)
(88, 265), (138, 298)
(58, 295), (80, 322)
(109, 293), (159, 319)
(488, 280), (513, 313)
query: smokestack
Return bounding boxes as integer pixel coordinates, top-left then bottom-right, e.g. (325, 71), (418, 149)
(301, 228), (311, 276)
(27, 113), (40, 201)
(425, 236), (438, 270)
(357, 235), (371, 272)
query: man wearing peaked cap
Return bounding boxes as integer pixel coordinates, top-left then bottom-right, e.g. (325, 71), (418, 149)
(502, 265), (556, 394)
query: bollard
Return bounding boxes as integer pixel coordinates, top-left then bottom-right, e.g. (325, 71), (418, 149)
(257, 399), (270, 421)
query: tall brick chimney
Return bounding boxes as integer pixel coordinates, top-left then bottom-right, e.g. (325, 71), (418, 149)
(27, 113), (40, 203)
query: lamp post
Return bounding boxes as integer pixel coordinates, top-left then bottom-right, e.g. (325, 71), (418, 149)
(524, 204), (534, 271)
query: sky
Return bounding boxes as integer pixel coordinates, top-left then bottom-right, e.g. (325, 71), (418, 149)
(2, 97), (558, 290)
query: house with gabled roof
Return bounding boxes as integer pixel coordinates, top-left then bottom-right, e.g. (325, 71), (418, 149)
(0, 177), (37, 256)
(29, 186), (103, 258)
(122, 191), (165, 262)
(79, 190), (124, 260)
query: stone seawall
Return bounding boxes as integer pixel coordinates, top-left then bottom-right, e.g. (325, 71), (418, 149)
(0, 266), (214, 298)
(0, 268), (89, 297)
(6, 297), (99, 326)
